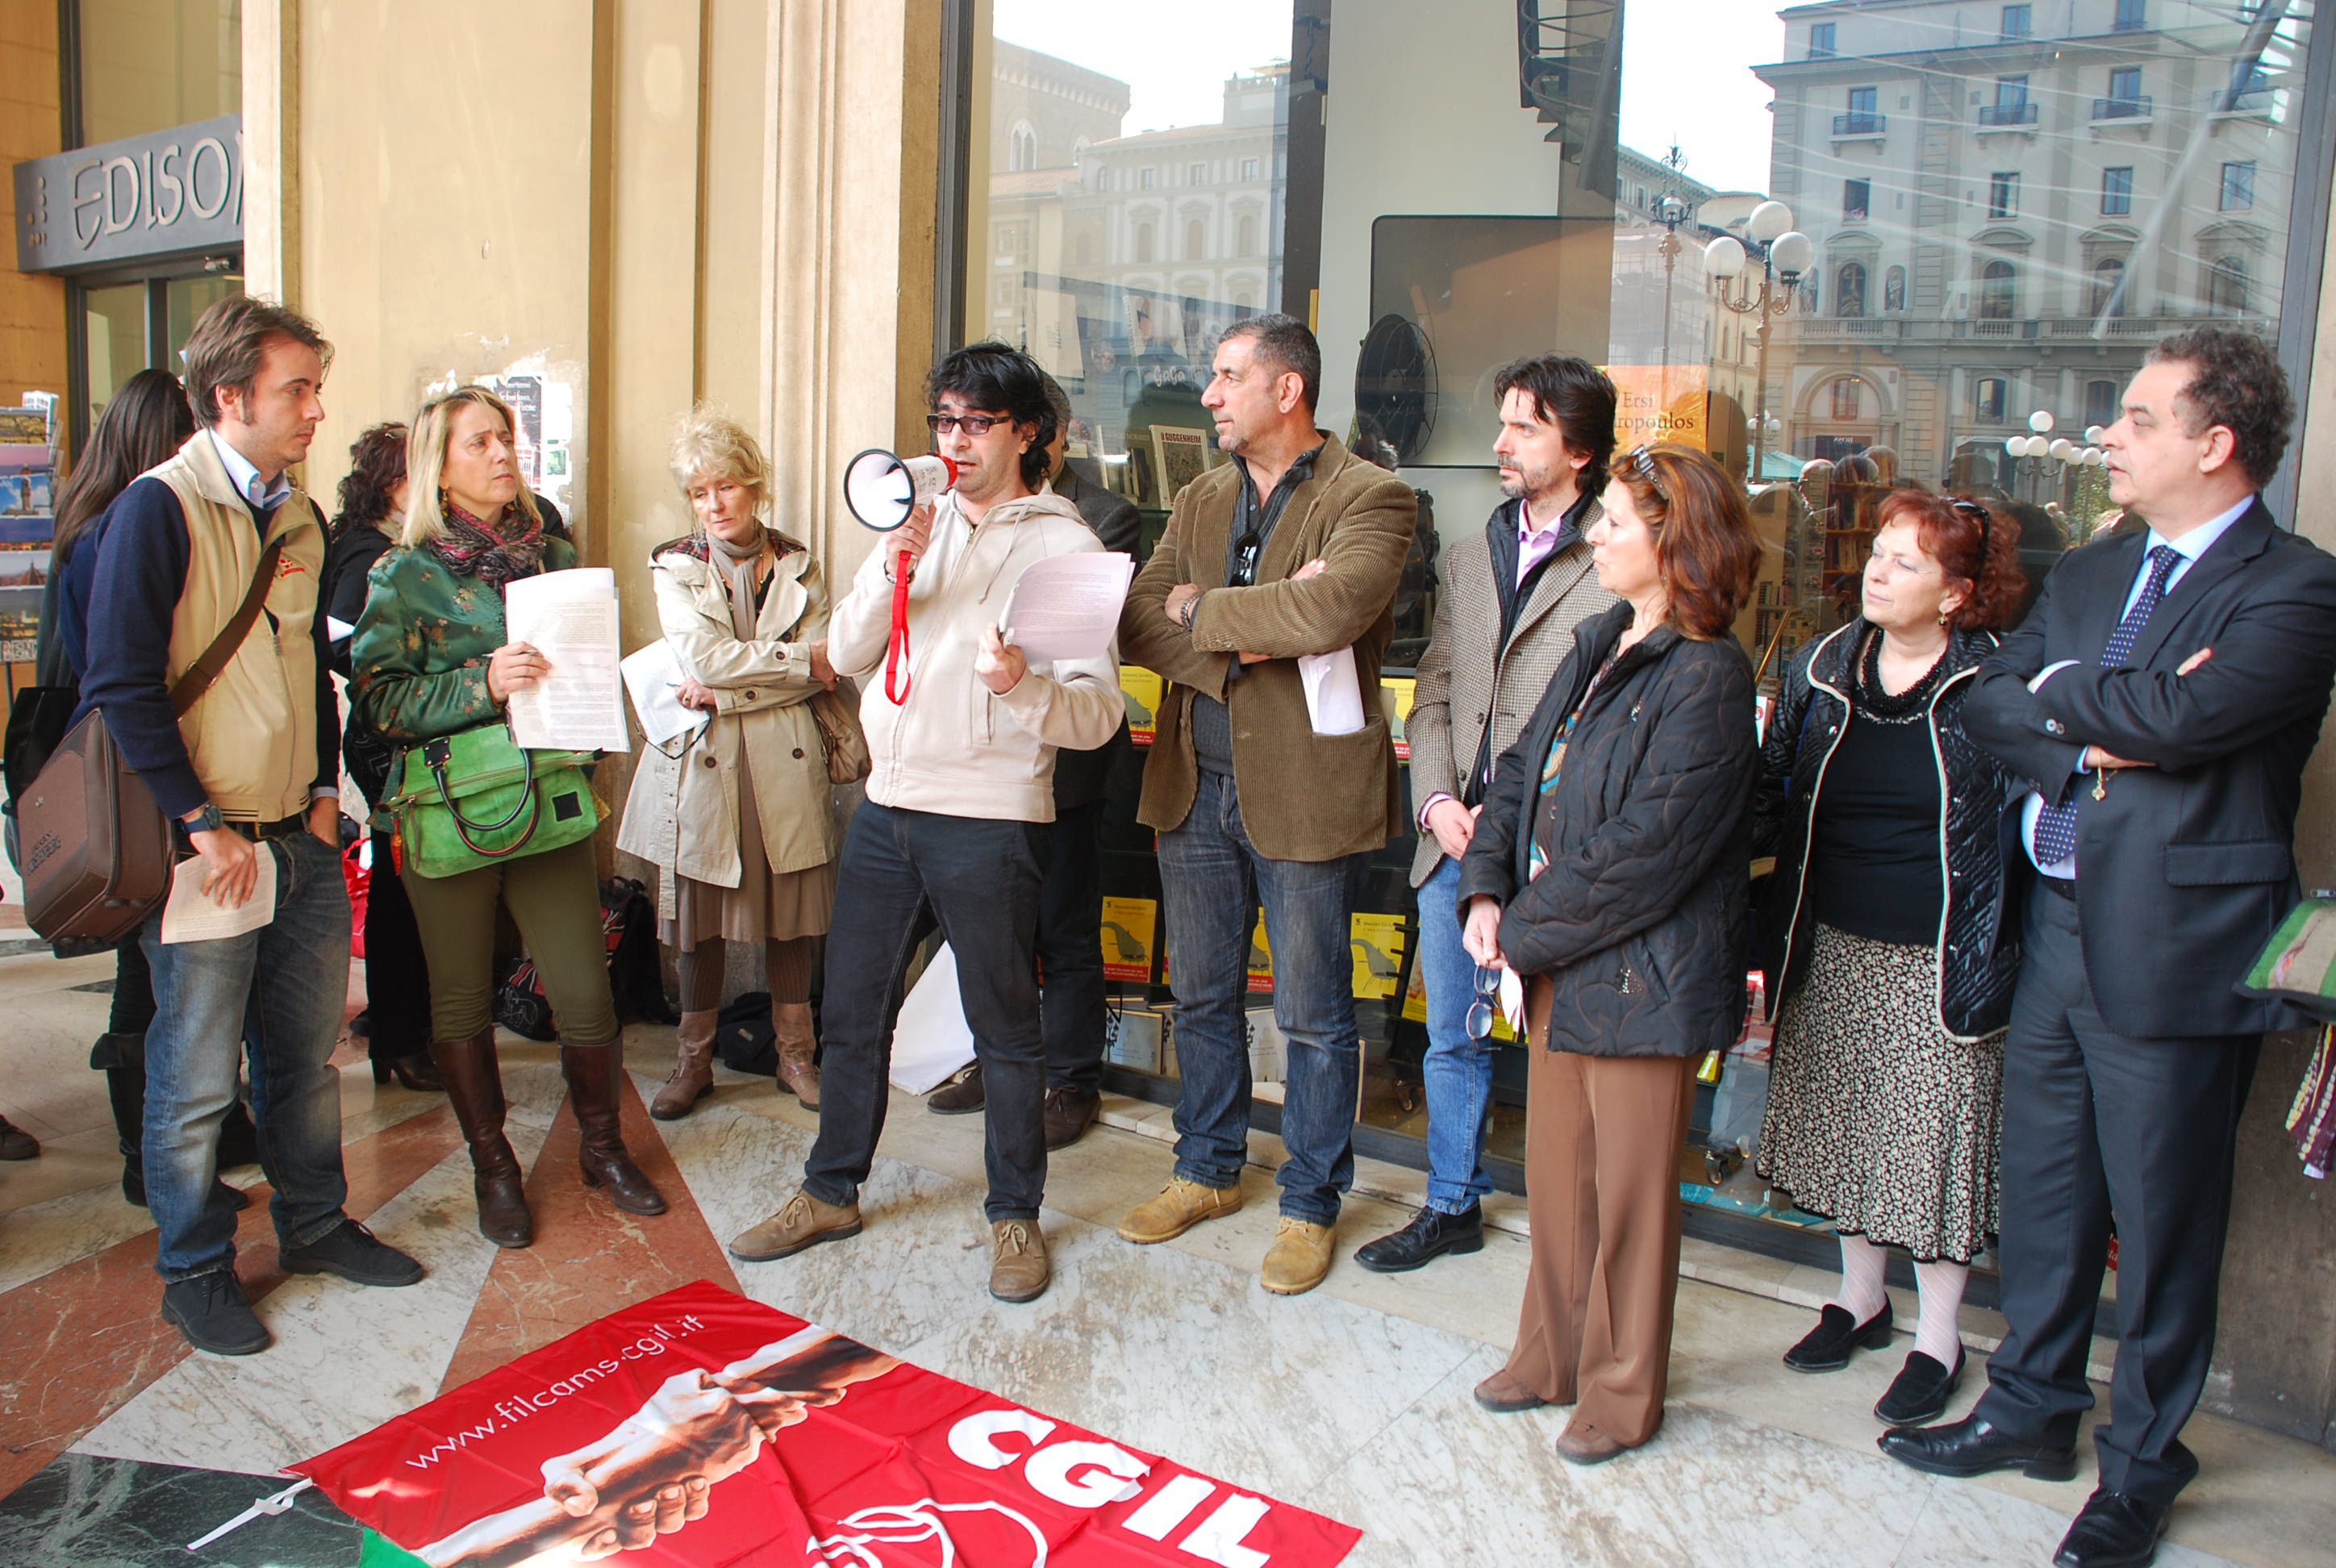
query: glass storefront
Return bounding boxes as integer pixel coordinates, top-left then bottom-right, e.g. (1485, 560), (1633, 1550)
(958, 0), (2322, 1265)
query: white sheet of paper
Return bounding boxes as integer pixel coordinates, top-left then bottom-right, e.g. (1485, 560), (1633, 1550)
(889, 943), (978, 1094)
(325, 615), (356, 642)
(620, 640), (708, 747)
(503, 568), (628, 751)
(995, 552), (1133, 661)
(159, 852), (277, 945)
(1297, 648), (1366, 735)
(1499, 964), (1528, 1037)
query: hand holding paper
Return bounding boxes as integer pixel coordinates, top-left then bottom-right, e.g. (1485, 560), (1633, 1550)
(619, 640), (710, 748)
(995, 552), (1133, 662)
(161, 850), (277, 944)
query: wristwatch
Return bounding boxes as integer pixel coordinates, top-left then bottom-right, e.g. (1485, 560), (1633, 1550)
(183, 803), (225, 834)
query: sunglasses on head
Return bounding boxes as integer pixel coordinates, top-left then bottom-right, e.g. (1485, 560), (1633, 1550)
(1950, 496), (1993, 562)
(926, 411), (1010, 436)
(1621, 444), (1670, 509)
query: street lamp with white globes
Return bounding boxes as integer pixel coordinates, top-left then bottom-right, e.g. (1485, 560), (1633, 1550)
(1706, 198), (1812, 482)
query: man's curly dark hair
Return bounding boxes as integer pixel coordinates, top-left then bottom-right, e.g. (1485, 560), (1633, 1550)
(2149, 327), (2293, 488)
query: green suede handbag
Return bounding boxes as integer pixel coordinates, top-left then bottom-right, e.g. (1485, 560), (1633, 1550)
(382, 722), (600, 879)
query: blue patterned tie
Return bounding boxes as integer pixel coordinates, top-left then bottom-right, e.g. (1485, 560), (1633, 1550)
(2032, 544), (2181, 867)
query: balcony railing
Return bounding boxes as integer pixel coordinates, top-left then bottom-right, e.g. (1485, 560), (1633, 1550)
(1833, 112), (1887, 136)
(1978, 102), (2039, 126)
(2092, 95), (2153, 120)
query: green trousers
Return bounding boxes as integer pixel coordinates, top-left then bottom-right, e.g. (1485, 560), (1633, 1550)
(401, 836), (619, 1048)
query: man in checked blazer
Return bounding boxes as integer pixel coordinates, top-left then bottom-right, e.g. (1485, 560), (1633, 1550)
(1115, 315), (1416, 1296)
(1351, 356), (1620, 1275)
(1881, 327), (2336, 1568)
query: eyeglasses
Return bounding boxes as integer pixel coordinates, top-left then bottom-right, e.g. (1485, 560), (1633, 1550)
(1950, 496), (1993, 563)
(1622, 444), (1670, 509)
(926, 412), (1009, 436)
(1229, 529), (1263, 587)
(1465, 964), (1501, 1041)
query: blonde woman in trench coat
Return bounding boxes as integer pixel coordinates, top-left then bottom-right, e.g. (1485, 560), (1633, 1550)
(619, 407), (843, 1118)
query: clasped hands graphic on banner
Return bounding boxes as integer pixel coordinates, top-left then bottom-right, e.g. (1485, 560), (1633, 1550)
(296, 1282), (1360, 1567)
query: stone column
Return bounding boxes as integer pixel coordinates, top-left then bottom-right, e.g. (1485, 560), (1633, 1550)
(240, 0), (299, 306)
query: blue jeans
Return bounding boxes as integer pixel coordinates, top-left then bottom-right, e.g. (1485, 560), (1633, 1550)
(1416, 854), (1496, 1213)
(1158, 769), (1366, 1225)
(140, 828), (353, 1282)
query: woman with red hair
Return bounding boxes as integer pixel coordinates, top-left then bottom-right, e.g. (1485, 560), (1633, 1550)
(1754, 489), (2027, 1427)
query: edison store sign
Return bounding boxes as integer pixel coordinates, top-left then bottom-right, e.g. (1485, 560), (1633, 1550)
(12, 115), (242, 274)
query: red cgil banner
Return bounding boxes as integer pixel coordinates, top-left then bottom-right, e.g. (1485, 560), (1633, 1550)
(294, 1281), (1361, 1568)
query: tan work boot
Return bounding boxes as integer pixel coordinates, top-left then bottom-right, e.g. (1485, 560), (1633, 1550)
(728, 1189), (861, 1262)
(651, 1010), (720, 1120)
(989, 1218), (1049, 1302)
(772, 1002), (821, 1110)
(1116, 1176), (1242, 1244)
(1260, 1216), (1337, 1295)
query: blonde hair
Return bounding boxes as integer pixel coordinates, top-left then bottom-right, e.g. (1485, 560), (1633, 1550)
(669, 403), (770, 519)
(401, 385), (542, 546)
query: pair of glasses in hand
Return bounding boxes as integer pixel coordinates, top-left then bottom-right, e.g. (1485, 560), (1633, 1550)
(1466, 963), (1501, 1041)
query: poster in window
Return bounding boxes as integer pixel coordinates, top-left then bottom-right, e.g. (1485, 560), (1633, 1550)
(1149, 425), (1212, 506)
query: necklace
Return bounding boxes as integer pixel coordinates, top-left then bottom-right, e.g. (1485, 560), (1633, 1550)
(1855, 629), (1946, 724)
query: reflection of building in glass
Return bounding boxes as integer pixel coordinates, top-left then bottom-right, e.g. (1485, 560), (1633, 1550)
(982, 46), (1287, 486)
(1754, 0), (2295, 498)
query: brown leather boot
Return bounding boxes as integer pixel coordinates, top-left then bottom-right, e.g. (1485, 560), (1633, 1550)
(431, 1028), (533, 1248)
(650, 1011), (719, 1121)
(772, 1002), (821, 1110)
(560, 1043), (667, 1215)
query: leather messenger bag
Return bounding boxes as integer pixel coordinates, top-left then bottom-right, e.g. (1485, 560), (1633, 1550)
(20, 536), (289, 945)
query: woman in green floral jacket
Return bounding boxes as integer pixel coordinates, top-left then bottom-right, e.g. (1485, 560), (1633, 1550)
(351, 386), (666, 1249)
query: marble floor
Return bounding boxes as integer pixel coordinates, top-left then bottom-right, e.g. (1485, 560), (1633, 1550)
(2, 932), (2333, 1567)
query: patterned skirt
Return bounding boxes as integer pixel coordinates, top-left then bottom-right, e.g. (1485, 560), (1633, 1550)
(1756, 922), (2004, 1263)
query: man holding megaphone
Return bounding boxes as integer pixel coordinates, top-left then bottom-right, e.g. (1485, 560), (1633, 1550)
(728, 343), (1123, 1306)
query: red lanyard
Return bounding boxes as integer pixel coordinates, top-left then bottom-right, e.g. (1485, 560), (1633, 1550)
(883, 547), (914, 704)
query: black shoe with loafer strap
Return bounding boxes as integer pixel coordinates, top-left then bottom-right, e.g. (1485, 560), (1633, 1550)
(2054, 1488), (2172, 1568)
(1783, 1301), (1895, 1371)
(1879, 1414), (2079, 1482)
(1874, 1348), (1967, 1426)
(1354, 1203), (1485, 1274)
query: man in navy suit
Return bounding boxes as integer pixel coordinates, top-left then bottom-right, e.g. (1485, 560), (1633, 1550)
(1879, 328), (2336, 1567)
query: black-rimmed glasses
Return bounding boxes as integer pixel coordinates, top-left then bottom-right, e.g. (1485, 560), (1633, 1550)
(1465, 963), (1501, 1041)
(1621, 444), (1670, 508)
(926, 411), (1008, 436)
(1229, 529), (1263, 587)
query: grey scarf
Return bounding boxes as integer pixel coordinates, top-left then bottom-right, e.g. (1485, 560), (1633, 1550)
(706, 525), (770, 639)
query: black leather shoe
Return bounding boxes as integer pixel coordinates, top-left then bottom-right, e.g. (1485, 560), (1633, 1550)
(1874, 1348), (1966, 1426)
(1354, 1204), (1485, 1274)
(1783, 1301), (1894, 1371)
(280, 1219), (424, 1287)
(928, 1062), (985, 1115)
(1879, 1415), (2079, 1482)
(161, 1271), (270, 1356)
(2054, 1489), (2171, 1568)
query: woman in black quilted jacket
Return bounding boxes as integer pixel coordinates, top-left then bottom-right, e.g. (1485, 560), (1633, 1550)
(1751, 490), (2026, 1427)
(1456, 444), (1759, 1466)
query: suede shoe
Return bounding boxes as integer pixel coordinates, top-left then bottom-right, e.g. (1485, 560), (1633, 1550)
(1554, 1420), (1630, 1466)
(1879, 1415), (2079, 1482)
(1260, 1216), (1336, 1295)
(1354, 1203), (1483, 1273)
(0, 1115), (38, 1160)
(2054, 1488), (2171, 1568)
(928, 1062), (985, 1114)
(1783, 1301), (1895, 1371)
(989, 1219), (1050, 1302)
(1874, 1348), (1967, 1427)
(160, 1271), (270, 1356)
(729, 1191), (862, 1261)
(1042, 1086), (1100, 1150)
(280, 1219), (424, 1287)
(1117, 1177), (1242, 1244)
(1471, 1368), (1550, 1414)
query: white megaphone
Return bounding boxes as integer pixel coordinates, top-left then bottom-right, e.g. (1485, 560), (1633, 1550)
(843, 448), (957, 532)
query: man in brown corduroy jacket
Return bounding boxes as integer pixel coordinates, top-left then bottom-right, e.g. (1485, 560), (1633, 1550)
(1113, 315), (1416, 1296)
